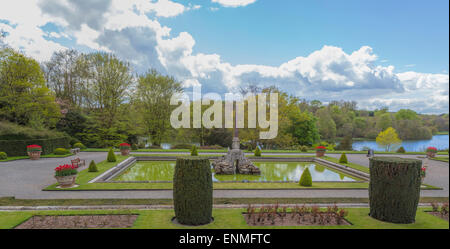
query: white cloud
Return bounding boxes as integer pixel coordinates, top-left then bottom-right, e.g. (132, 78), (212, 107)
(212, 0), (257, 8)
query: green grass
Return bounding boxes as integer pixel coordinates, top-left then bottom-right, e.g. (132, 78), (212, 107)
(0, 207), (447, 229)
(1, 197), (448, 207)
(322, 156), (370, 174)
(435, 131), (449, 135)
(0, 153), (73, 162)
(430, 157), (449, 163)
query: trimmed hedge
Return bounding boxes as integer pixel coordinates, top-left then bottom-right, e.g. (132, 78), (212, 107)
(254, 147), (262, 157)
(88, 160), (98, 172)
(339, 153), (348, 164)
(369, 157), (422, 224)
(191, 145), (198, 156)
(54, 148), (70, 155)
(0, 137), (70, 156)
(107, 148), (117, 162)
(0, 152), (7, 160)
(299, 167), (312, 187)
(73, 142), (86, 149)
(173, 157), (213, 226)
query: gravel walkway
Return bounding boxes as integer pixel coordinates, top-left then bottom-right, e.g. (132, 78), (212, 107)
(0, 152), (448, 200)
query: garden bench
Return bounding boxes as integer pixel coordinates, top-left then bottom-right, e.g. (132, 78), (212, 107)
(70, 148), (80, 154)
(71, 158), (86, 168)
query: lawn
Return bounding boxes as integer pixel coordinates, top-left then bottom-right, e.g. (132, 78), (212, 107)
(430, 157), (449, 163)
(0, 153), (73, 162)
(0, 207), (447, 229)
(44, 155), (372, 191)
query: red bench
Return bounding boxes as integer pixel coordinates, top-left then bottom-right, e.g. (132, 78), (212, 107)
(71, 158), (86, 168)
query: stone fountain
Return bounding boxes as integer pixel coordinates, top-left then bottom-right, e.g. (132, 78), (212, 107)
(212, 116), (261, 175)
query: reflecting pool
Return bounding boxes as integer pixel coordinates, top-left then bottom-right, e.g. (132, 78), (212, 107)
(114, 161), (356, 182)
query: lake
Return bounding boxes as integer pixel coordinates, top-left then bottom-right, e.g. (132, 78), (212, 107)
(351, 135), (449, 152)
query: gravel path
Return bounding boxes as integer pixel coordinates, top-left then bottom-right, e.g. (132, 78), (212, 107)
(0, 152), (448, 200)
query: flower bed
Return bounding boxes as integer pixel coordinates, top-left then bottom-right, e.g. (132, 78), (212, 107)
(54, 164), (78, 188)
(243, 204), (350, 226)
(15, 215), (138, 229)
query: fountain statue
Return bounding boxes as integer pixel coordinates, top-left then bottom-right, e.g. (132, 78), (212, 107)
(212, 112), (261, 175)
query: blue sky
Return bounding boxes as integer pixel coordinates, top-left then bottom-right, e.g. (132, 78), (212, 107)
(0, 0), (449, 113)
(161, 0), (449, 74)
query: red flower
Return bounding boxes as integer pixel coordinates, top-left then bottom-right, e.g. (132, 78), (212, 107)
(426, 147), (437, 153)
(316, 146), (327, 149)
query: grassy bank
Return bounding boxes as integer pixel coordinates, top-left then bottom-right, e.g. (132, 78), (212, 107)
(0, 153), (73, 162)
(0, 207), (447, 229)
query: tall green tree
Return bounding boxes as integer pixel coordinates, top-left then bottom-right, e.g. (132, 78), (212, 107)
(316, 108), (336, 140)
(0, 48), (60, 128)
(136, 70), (182, 146)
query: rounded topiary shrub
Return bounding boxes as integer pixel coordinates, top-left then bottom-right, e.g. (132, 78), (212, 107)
(173, 157), (213, 226)
(88, 160), (98, 172)
(191, 145), (198, 156)
(73, 142), (86, 149)
(254, 146), (262, 157)
(0, 152), (7, 160)
(107, 148), (117, 162)
(54, 148), (69, 155)
(369, 157), (422, 224)
(396, 146), (406, 153)
(299, 167), (312, 187)
(339, 153), (348, 164)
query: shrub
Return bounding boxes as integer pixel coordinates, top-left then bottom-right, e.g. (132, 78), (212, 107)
(88, 160), (98, 172)
(254, 146), (262, 157)
(131, 144), (138, 151)
(171, 144), (193, 149)
(107, 148), (117, 162)
(369, 157), (422, 224)
(73, 142), (86, 149)
(173, 157), (213, 225)
(299, 168), (312, 187)
(54, 148), (69, 155)
(339, 153), (348, 164)
(396, 146), (406, 153)
(300, 145), (308, 152)
(191, 145), (198, 156)
(0, 152), (7, 160)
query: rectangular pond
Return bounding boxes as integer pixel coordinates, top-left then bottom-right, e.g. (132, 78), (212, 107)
(113, 161), (357, 182)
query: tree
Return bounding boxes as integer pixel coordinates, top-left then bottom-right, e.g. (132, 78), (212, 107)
(0, 48), (60, 128)
(107, 147), (117, 162)
(376, 113), (393, 131)
(316, 108), (336, 140)
(136, 70), (182, 146)
(376, 127), (402, 152)
(395, 109), (418, 121)
(289, 109), (319, 146)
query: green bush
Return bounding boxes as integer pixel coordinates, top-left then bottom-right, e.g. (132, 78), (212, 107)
(107, 148), (117, 162)
(88, 160), (98, 172)
(339, 153), (348, 164)
(299, 168), (312, 187)
(369, 157), (422, 224)
(191, 145), (198, 156)
(173, 157), (213, 225)
(0, 137), (70, 156)
(300, 145), (308, 152)
(254, 146), (262, 157)
(54, 148), (69, 155)
(0, 152), (7, 160)
(131, 144), (138, 151)
(396, 147), (406, 153)
(73, 142), (86, 149)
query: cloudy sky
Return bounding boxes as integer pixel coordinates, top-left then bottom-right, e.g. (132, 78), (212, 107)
(0, 0), (448, 114)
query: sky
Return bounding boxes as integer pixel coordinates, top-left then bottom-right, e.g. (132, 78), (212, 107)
(0, 0), (449, 114)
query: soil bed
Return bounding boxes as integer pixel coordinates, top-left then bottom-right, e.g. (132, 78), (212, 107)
(243, 212), (351, 226)
(429, 212), (449, 222)
(15, 215), (138, 229)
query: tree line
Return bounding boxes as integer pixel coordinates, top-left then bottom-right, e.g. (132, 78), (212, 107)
(0, 47), (448, 149)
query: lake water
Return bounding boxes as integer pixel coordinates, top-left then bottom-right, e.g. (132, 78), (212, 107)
(351, 135), (449, 152)
(114, 161), (356, 182)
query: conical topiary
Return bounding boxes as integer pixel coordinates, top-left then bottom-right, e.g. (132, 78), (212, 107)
(299, 167), (312, 187)
(396, 147), (406, 153)
(107, 148), (117, 162)
(339, 153), (348, 164)
(88, 160), (98, 172)
(254, 146), (262, 157)
(191, 145), (198, 156)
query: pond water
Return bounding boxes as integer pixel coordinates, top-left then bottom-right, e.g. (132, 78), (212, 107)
(351, 135), (449, 152)
(114, 161), (356, 182)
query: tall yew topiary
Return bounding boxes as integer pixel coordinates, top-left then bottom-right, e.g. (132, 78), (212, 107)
(369, 157), (422, 224)
(88, 160), (98, 172)
(173, 157), (213, 225)
(299, 167), (312, 187)
(107, 148), (117, 162)
(339, 153), (348, 164)
(191, 145), (198, 156)
(254, 146), (262, 157)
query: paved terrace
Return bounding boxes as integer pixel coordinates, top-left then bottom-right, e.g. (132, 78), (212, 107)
(0, 152), (448, 200)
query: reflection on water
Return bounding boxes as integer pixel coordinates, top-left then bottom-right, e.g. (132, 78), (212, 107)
(351, 135), (449, 152)
(115, 161), (355, 182)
